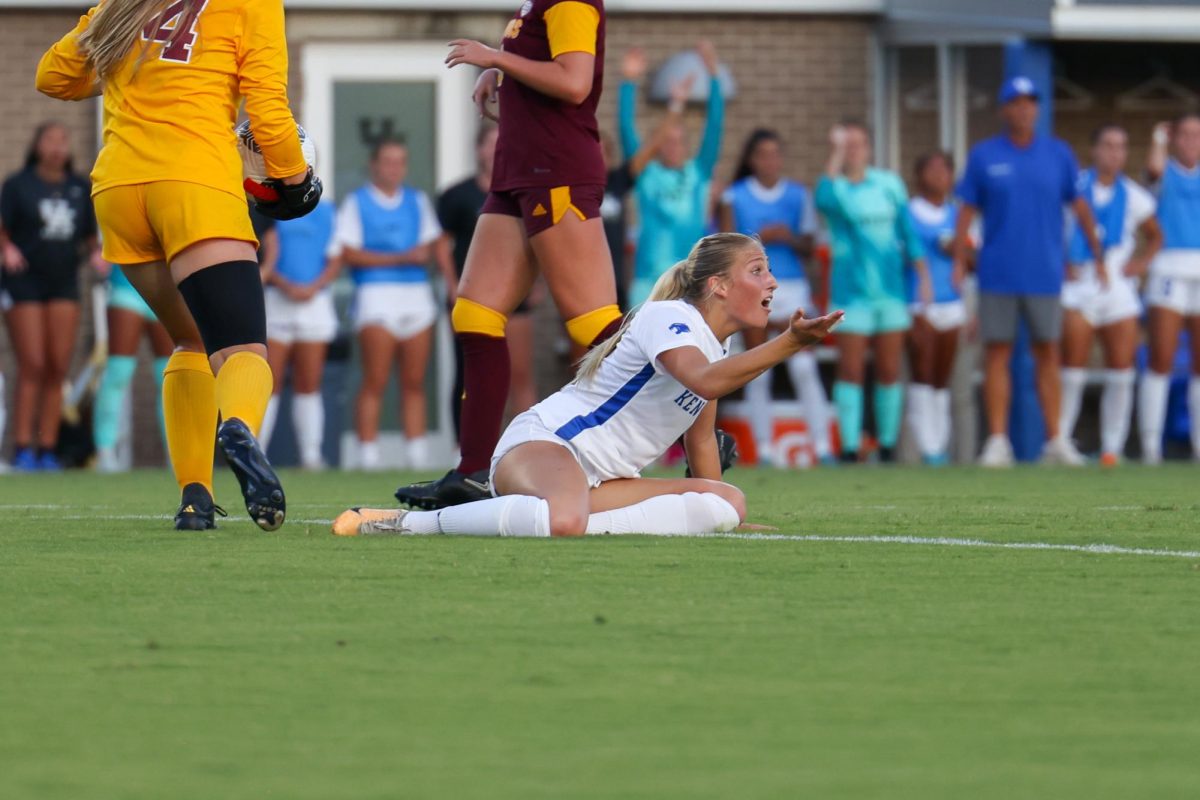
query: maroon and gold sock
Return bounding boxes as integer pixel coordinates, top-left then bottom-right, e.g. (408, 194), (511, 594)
(456, 332), (511, 474)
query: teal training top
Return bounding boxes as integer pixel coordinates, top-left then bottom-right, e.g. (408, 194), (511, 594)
(815, 168), (923, 306)
(619, 77), (725, 285)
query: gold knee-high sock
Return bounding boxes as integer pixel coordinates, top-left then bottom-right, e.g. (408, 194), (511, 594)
(163, 351), (217, 494)
(214, 351), (274, 436)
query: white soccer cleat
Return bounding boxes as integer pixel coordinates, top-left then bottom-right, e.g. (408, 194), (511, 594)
(1041, 435), (1086, 467)
(331, 507), (413, 536)
(978, 434), (1015, 468)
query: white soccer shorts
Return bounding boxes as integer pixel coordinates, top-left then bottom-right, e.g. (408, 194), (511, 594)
(352, 282), (438, 340)
(265, 286), (339, 345)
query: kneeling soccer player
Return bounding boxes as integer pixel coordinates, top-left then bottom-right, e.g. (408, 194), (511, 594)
(334, 232), (843, 538)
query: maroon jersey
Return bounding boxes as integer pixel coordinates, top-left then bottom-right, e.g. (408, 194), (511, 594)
(491, 0), (606, 192)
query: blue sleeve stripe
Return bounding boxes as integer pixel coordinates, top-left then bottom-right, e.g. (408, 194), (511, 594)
(555, 363), (656, 441)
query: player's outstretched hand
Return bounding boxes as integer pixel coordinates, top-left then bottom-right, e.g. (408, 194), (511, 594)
(251, 168), (323, 221)
(787, 309), (844, 347)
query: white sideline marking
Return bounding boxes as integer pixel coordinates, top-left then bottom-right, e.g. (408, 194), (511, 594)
(14, 510), (1200, 559)
(644, 532), (1200, 560)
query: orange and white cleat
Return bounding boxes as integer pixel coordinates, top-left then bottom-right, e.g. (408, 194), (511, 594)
(331, 507), (413, 536)
(1099, 452), (1120, 469)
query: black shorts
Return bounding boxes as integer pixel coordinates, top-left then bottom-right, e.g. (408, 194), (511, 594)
(0, 267), (79, 307)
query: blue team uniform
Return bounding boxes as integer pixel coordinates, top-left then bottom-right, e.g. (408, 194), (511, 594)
(350, 186), (428, 285)
(276, 201), (336, 285)
(957, 134), (1080, 296)
(906, 198), (961, 305)
(620, 77), (725, 305)
(724, 177), (812, 282)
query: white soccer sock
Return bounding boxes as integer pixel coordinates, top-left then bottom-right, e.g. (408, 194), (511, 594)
(787, 351), (831, 458)
(359, 439), (381, 471)
(292, 392), (324, 467)
(1059, 368), (1088, 442)
(907, 383), (935, 457)
(1190, 376), (1200, 458)
(933, 388), (952, 456)
(743, 370), (774, 458)
(412, 494), (551, 537)
(1138, 371), (1170, 462)
(1100, 369), (1135, 457)
(259, 394), (280, 451)
(585, 492), (741, 535)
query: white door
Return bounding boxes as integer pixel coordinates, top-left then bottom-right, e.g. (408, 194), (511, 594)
(302, 43), (477, 468)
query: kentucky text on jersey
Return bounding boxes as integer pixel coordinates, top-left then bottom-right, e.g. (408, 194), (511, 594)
(673, 389), (707, 417)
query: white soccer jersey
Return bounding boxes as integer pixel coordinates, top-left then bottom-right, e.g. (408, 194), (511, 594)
(1072, 175), (1156, 282)
(533, 300), (727, 482)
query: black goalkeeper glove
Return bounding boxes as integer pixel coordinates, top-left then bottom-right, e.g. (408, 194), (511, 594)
(247, 167), (323, 221)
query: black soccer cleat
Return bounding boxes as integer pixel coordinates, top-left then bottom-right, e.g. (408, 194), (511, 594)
(174, 482), (227, 531)
(217, 417), (286, 531)
(685, 428), (740, 478)
(394, 468), (491, 511)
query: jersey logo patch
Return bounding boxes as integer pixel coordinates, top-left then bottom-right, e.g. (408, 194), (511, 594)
(532, 203), (548, 217)
(38, 198), (76, 241)
(520, 0), (533, 17)
(669, 323), (691, 335)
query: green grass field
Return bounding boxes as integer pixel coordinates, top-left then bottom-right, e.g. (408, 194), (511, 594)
(3, 465), (1199, 799)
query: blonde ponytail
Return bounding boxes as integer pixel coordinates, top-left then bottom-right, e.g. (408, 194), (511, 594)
(646, 260), (691, 303)
(78, 0), (203, 80)
(573, 233), (763, 384)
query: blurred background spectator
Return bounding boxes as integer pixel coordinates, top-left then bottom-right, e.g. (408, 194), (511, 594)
(1059, 124), (1159, 467)
(817, 121), (928, 464)
(719, 128), (831, 465)
(956, 77), (1099, 467)
(1, 121), (99, 472)
(336, 138), (441, 471)
(259, 199), (342, 471)
(1140, 113), (1200, 465)
(620, 40), (724, 306)
(92, 263), (171, 473)
(906, 151), (968, 466)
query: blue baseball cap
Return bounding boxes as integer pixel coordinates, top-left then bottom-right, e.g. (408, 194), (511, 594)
(998, 75), (1040, 105)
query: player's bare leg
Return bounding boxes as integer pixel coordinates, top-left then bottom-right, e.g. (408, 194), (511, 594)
(394, 214), (536, 509)
(122, 260), (222, 530)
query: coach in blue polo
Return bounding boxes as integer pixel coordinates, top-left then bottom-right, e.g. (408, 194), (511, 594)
(953, 76), (1105, 467)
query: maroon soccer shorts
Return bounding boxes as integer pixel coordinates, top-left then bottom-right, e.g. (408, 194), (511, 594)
(481, 184), (604, 238)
